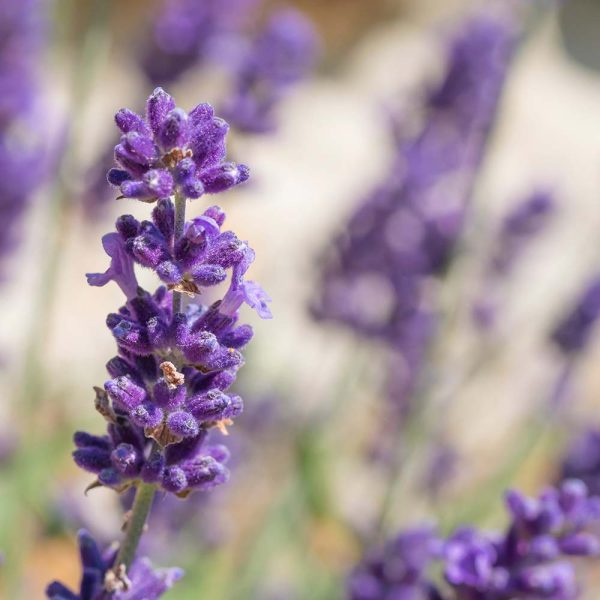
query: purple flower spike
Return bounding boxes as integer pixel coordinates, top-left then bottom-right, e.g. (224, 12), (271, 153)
(46, 530), (183, 599)
(110, 88), (248, 203)
(348, 480), (600, 599)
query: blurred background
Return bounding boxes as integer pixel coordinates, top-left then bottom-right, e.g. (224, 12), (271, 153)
(2, 0), (600, 597)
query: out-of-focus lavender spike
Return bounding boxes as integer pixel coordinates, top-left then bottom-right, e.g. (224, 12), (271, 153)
(221, 8), (318, 134)
(45, 530), (183, 599)
(139, 0), (258, 86)
(348, 480), (600, 599)
(551, 277), (600, 355)
(313, 11), (518, 413)
(0, 0), (48, 279)
(472, 190), (555, 330)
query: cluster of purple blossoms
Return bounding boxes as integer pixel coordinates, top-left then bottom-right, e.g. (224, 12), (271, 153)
(46, 530), (182, 600)
(107, 87), (249, 203)
(313, 12), (517, 413)
(77, 88), (269, 497)
(472, 191), (555, 330)
(221, 8), (318, 134)
(139, 0), (257, 86)
(0, 0), (47, 277)
(348, 479), (600, 600)
(49, 88), (269, 596)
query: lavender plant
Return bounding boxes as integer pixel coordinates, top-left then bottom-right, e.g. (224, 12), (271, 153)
(348, 480), (600, 599)
(0, 0), (47, 279)
(46, 87), (270, 597)
(312, 11), (517, 416)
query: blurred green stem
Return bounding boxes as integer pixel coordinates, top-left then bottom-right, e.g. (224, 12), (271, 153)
(115, 482), (156, 569)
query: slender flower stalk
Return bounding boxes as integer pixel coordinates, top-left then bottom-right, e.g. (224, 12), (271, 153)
(47, 87), (270, 597)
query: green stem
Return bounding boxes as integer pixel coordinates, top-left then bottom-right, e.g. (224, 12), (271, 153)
(114, 482), (156, 570)
(172, 192), (187, 315)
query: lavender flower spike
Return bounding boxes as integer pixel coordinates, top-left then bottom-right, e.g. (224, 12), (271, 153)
(53, 86), (270, 595)
(348, 480), (600, 599)
(109, 87), (249, 203)
(46, 530), (182, 600)
(0, 0), (48, 279)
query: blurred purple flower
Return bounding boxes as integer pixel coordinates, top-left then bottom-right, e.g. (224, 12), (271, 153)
(139, 0), (257, 85)
(348, 480), (600, 599)
(221, 8), (318, 133)
(0, 0), (48, 279)
(46, 530), (182, 600)
(313, 11), (517, 415)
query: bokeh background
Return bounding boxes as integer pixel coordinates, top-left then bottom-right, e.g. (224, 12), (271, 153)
(2, 0), (600, 597)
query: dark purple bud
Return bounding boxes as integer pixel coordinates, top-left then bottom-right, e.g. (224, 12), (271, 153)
(73, 447), (111, 473)
(167, 411), (199, 438)
(158, 108), (189, 150)
(143, 168), (174, 198)
(189, 102), (214, 127)
(181, 331), (220, 363)
(115, 214), (140, 239)
(123, 132), (158, 164)
(115, 108), (149, 134)
(162, 466), (188, 493)
(111, 443), (143, 476)
(189, 117), (228, 169)
(114, 144), (147, 177)
(200, 162), (249, 193)
(184, 457), (229, 489)
(153, 380), (186, 410)
(98, 467), (123, 487)
(189, 389), (230, 421)
(105, 376), (147, 411)
(191, 264), (227, 287)
(130, 403), (164, 428)
(141, 452), (165, 483)
(147, 315), (169, 348)
(165, 431), (208, 465)
(73, 431), (111, 451)
(105, 357), (136, 379)
(155, 261), (182, 285)
(132, 235), (170, 269)
(152, 199), (175, 241)
(107, 168), (131, 187)
(220, 324), (254, 348)
(203, 205), (226, 227)
(147, 87), (176, 135)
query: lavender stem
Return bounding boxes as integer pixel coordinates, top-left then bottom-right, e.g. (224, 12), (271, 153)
(114, 482), (156, 570)
(172, 192), (187, 315)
